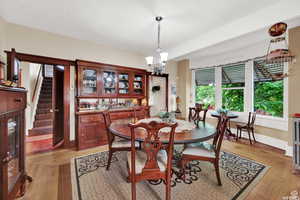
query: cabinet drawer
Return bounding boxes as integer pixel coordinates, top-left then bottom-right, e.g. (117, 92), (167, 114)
(7, 92), (26, 111)
(79, 114), (104, 123)
(0, 91), (8, 113)
(110, 111), (133, 120)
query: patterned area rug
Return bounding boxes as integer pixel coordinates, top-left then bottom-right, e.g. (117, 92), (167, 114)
(71, 149), (269, 200)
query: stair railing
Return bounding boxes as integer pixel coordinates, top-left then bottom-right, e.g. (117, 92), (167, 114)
(32, 64), (43, 102)
(30, 64), (44, 129)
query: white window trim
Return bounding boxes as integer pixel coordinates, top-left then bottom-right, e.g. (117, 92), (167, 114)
(194, 60), (288, 131)
(222, 87), (244, 90)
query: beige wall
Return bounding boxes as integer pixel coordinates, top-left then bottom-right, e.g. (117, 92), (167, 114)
(177, 59), (191, 119)
(0, 17), (6, 66)
(165, 60), (178, 111)
(288, 26), (300, 145)
(4, 22), (145, 68)
(1, 20), (146, 141)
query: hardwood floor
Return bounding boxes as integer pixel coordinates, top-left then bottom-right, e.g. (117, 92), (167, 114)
(22, 140), (300, 200)
(26, 134), (53, 155)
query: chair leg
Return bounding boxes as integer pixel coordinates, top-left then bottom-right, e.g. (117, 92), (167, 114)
(247, 129), (252, 145)
(106, 150), (113, 170)
(131, 181), (136, 200)
(179, 159), (187, 179)
(165, 172), (171, 200)
(214, 161), (222, 186)
(251, 128), (256, 143)
(236, 128), (239, 141)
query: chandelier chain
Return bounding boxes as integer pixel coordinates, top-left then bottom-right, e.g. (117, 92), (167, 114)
(157, 20), (161, 50)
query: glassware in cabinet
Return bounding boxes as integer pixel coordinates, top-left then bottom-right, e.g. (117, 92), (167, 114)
(103, 71), (117, 95)
(7, 117), (20, 192)
(118, 73), (129, 95)
(81, 68), (98, 96)
(133, 74), (143, 95)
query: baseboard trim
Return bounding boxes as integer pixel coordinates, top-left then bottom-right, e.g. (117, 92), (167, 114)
(285, 145), (293, 157)
(232, 128), (292, 157)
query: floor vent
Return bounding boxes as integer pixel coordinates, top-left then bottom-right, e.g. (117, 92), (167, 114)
(293, 119), (300, 170)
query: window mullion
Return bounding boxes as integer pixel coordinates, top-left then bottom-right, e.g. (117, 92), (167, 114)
(215, 67), (222, 108)
(283, 62), (288, 120)
(244, 60), (254, 113)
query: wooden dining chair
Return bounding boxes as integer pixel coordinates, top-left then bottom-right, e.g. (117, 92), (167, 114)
(102, 111), (140, 170)
(188, 103), (209, 126)
(133, 106), (149, 121)
(236, 112), (257, 144)
(128, 121), (178, 200)
(180, 114), (228, 186)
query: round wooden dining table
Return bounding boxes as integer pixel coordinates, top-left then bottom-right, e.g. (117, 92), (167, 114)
(109, 119), (217, 144)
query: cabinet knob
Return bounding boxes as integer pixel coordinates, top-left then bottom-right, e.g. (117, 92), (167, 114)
(14, 98), (22, 102)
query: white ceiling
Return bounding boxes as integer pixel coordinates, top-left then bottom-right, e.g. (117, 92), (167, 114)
(188, 16), (300, 68)
(0, 0), (280, 56)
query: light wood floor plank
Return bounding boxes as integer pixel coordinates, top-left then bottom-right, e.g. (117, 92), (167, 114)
(21, 141), (300, 200)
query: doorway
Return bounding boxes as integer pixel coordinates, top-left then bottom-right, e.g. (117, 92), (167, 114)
(22, 64), (65, 154)
(5, 49), (72, 155)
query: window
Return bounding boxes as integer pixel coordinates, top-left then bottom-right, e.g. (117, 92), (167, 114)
(195, 68), (215, 109)
(222, 64), (245, 112)
(253, 60), (284, 117)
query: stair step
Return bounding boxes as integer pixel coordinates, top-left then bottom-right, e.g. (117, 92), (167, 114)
(37, 108), (51, 114)
(39, 99), (52, 104)
(41, 85), (52, 91)
(29, 126), (53, 136)
(40, 94), (52, 98)
(35, 113), (52, 120)
(38, 103), (52, 109)
(34, 119), (53, 127)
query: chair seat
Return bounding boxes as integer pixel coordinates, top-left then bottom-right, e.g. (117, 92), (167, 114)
(112, 140), (139, 148)
(127, 150), (168, 174)
(185, 141), (213, 149)
(182, 142), (216, 158)
(236, 123), (249, 128)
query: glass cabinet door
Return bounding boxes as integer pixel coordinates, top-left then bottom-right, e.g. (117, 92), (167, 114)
(81, 68), (98, 96)
(7, 116), (21, 192)
(118, 73), (129, 95)
(103, 71), (117, 95)
(133, 74), (144, 95)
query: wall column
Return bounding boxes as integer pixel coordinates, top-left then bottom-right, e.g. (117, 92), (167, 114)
(176, 59), (191, 119)
(288, 26), (300, 147)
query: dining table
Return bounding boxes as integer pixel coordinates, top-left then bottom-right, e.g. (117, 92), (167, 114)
(109, 118), (217, 145)
(109, 118), (217, 185)
(211, 111), (238, 139)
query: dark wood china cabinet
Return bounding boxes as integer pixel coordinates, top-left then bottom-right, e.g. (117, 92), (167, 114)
(76, 60), (150, 150)
(0, 87), (32, 200)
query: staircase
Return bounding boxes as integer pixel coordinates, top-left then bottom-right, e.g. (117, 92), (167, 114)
(29, 77), (53, 136)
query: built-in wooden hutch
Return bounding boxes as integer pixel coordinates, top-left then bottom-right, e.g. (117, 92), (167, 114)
(0, 87), (32, 200)
(75, 60), (150, 150)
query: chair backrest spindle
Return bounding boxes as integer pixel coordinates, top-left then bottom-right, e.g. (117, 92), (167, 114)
(128, 121), (177, 174)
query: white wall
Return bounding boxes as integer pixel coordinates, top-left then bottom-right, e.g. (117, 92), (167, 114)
(0, 17), (7, 77)
(4, 22), (145, 68)
(149, 76), (167, 116)
(20, 62), (42, 135)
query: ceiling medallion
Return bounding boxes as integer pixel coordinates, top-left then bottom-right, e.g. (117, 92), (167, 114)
(145, 16), (168, 75)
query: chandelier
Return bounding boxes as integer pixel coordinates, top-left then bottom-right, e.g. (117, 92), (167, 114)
(145, 16), (168, 75)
